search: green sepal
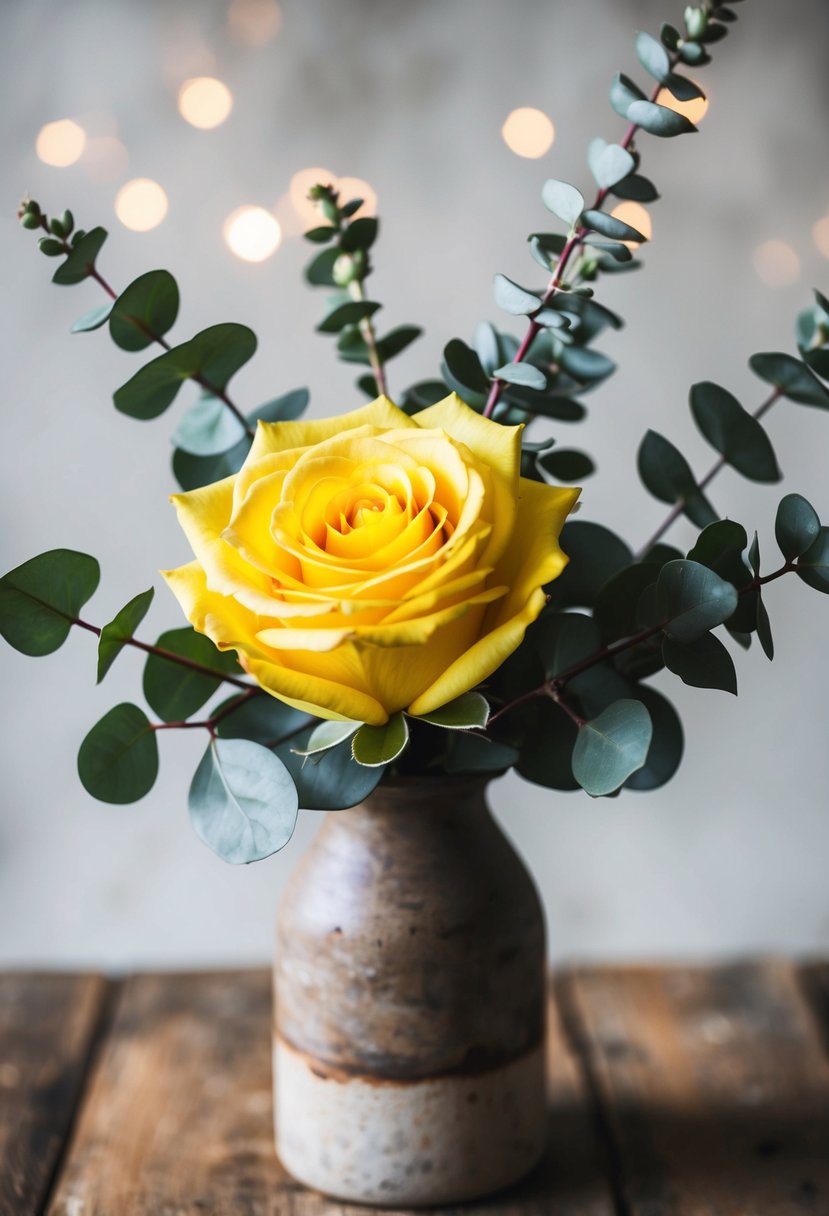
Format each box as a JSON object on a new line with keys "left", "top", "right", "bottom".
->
{"left": 292, "top": 719, "right": 361, "bottom": 756}
{"left": 416, "top": 691, "right": 490, "bottom": 730}
{"left": 352, "top": 712, "right": 409, "bottom": 767}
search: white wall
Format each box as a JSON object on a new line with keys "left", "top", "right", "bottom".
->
{"left": 2, "top": 0, "right": 828, "bottom": 969}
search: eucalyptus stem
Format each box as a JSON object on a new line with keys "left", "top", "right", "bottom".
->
{"left": 482, "top": 57, "right": 684, "bottom": 421}
{"left": 487, "top": 561, "right": 796, "bottom": 726}
{"left": 349, "top": 278, "right": 389, "bottom": 396}
{"left": 36, "top": 216, "right": 254, "bottom": 439}
{"left": 71, "top": 615, "right": 255, "bottom": 691}
{"left": 634, "top": 387, "right": 784, "bottom": 560}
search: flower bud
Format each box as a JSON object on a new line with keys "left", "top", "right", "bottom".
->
{"left": 333, "top": 252, "right": 366, "bottom": 287}
{"left": 20, "top": 211, "right": 42, "bottom": 230}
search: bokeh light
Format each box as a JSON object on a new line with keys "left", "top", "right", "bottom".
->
{"left": 82, "top": 136, "right": 129, "bottom": 184}
{"left": 115, "top": 179, "right": 169, "bottom": 232}
{"left": 812, "top": 215, "right": 829, "bottom": 259}
{"left": 501, "top": 107, "right": 555, "bottom": 159}
{"left": 657, "top": 86, "right": 709, "bottom": 126}
{"left": 227, "top": 0, "right": 282, "bottom": 45}
{"left": 610, "top": 201, "right": 653, "bottom": 248}
{"left": 36, "top": 119, "right": 86, "bottom": 167}
{"left": 752, "top": 240, "right": 801, "bottom": 288}
{"left": 224, "top": 206, "right": 282, "bottom": 261}
{"left": 178, "top": 77, "right": 234, "bottom": 129}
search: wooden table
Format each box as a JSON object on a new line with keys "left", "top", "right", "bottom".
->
{"left": 3, "top": 961, "right": 828, "bottom": 1215}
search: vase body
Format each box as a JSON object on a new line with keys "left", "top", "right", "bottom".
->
{"left": 273, "top": 777, "right": 547, "bottom": 1206}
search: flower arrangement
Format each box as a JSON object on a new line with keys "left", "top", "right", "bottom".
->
{"left": 4, "top": 0, "right": 828, "bottom": 866}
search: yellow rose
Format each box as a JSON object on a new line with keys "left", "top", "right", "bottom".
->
{"left": 163, "top": 394, "right": 578, "bottom": 725}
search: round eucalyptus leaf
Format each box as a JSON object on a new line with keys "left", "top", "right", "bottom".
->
{"left": 493, "top": 274, "right": 542, "bottom": 317}
{"left": 541, "top": 179, "right": 585, "bottom": 227}
{"left": 593, "top": 563, "right": 660, "bottom": 643}
{"left": 775, "top": 493, "right": 820, "bottom": 561}
{"left": 109, "top": 269, "right": 179, "bottom": 352}
{"left": 657, "top": 561, "right": 739, "bottom": 643}
{"left": 249, "top": 387, "right": 309, "bottom": 425}
{"left": 516, "top": 698, "right": 579, "bottom": 791}
{"left": 441, "top": 338, "right": 489, "bottom": 401}
{"left": 474, "top": 321, "right": 503, "bottom": 375}
{"left": 587, "top": 139, "right": 636, "bottom": 190}
{"left": 538, "top": 449, "right": 595, "bottom": 482}
{"left": 609, "top": 73, "right": 647, "bottom": 119}
{"left": 627, "top": 99, "right": 697, "bottom": 137}
{"left": 549, "top": 520, "right": 633, "bottom": 609}
{"left": 0, "top": 549, "right": 100, "bottom": 657}
{"left": 189, "top": 739, "right": 298, "bottom": 864}
{"left": 215, "top": 694, "right": 312, "bottom": 746}
{"left": 493, "top": 361, "right": 546, "bottom": 391}
{"left": 635, "top": 30, "right": 671, "bottom": 82}
{"left": 376, "top": 325, "right": 421, "bottom": 362}
{"left": 582, "top": 209, "right": 648, "bottom": 244}
{"left": 143, "top": 628, "right": 243, "bottom": 722}
{"left": 317, "top": 300, "right": 380, "bottom": 334}
{"left": 305, "top": 247, "right": 340, "bottom": 286}
{"left": 559, "top": 345, "right": 615, "bottom": 384}
{"left": 77, "top": 703, "right": 158, "bottom": 804}
{"left": 173, "top": 436, "right": 251, "bottom": 491}
{"left": 173, "top": 393, "right": 247, "bottom": 456}
{"left": 638, "top": 430, "right": 717, "bottom": 529}
{"left": 611, "top": 174, "right": 660, "bottom": 203}
{"left": 530, "top": 612, "right": 601, "bottom": 680}
{"left": 572, "top": 700, "right": 653, "bottom": 797}
{"left": 339, "top": 216, "right": 378, "bottom": 252}
{"left": 625, "top": 687, "right": 684, "bottom": 791}
{"left": 444, "top": 733, "right": 519, "bottom": 775}
{"left": 689, "top": 380, "right": 781, "bottom": 482}
{"left": 275, "top": 729, "right": 385, "bottom": 809}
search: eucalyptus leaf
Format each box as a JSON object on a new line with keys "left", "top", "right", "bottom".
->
{"left": 627, "top": 99, "right": 697, "bottom": 137}
{"left": 663, "top": 631, "right": 737, "bottom": 694}
{"left": 339, "top": 216, "right": 378, "bottom": 252}
{"left": 635, "top": 30, "right": 671, "bottom": 82}
{"left": 749, "top": 352, "right": 829, "bottom": 408}
{"left": 52, "top": 227, "right": 107, "bottom": 285}
{"left": 77, "top": 703, "right": 158, "bottom": 804}
{"left": 109, "top": 269, "right": 179, "bottom": 352}
{"left": 276, "top": 729, "right": 384, "bottom": 809}
{"left": 352, "top": 712, "right": 409, "bottom": 766}
{"left": 689, "top": 380, "right": 781, "bottom": 482}
{"left": 493, "top": 274, "right": 542, "bottom": 316}
{"left": 609, "top": 73, "right": 647, "bottom": 120}
{"left": 559, "top": 345, "right": 615, "bottom": 383}
{"left": 530, "top": 612, "right": 601, "bottom": 680}
{"left": 376, "top": 325, "right": 422, "bottom": 361}
{"left": 0, "top": 549, "right": 100, "bottom": 657}
{"left": 572, "top": 700, "right": 653, "bottom": 797}
{"left": 97, "top": 587, "right": 155, "bottom": 682}
{"left": 493, "top": 361, "right": 546, "bottom": 390}
{"left": 305, "top": 246, "right": 340, "bottom": 286}
{"left": 638, "top": 430, "right": 717, "bottom": 529}
{"left": 215, "top": 695, "right": 312, "bottom": 746}
{"left": 541, "top": 180, "right": 585, "bottom": 227}
{"left": 516, "top": 698, "right": 579, "bottom": 791}
{"left": 538, "top": 449, "right": 595, "bottom": 482}
{"left": 775, "top": 493, "right": 820, "bottom": 561}
{"left": 249, "top": 387, "right": 310, "bottom": 424}
{"left": 444, "top": 732, "right": 519, "bottom": 775}
{"left": 71, "top": 303, "right": 113, "bottom": 333}
{"left": 143, "top": 627, "right": 243, "bottom": 722}
{"left": 549, "top": 520, "right": 633, "bottom": 609}
{"left": 657, "top": 560, "right": 740, "bottom": 642}
{"left": 474, "top": 321, "right": 502, "bottom": 374}
{"left": 441, "top": 338, "right": 489, "bottom": 403}
{"left": 317, "top": 300, "right": 380, "bottom": 334}
{"left": 189, "top": 739, "right": 298, "bottom": 864}
{"left": 756, "top": 596, "right": 774, "bottom": 660}
{"left": 173, "top": 436, "right": 251, "bottom": 491}
{"left": 611, "top": 174, "right": 660, "bottom": 203}
{"left": 582, "top": 209, "right": 647, "bottom": 244}
{"left": 624, "top": 686, "right": 684, "bottom": 791}
{"left": 587, "top": 139, "right": 636, "bottom": 190}
{"left": 173, "top": 393, "right": 247, "bottom": 456}
{"left": 796, "top": 528, "right": 829, "bottom": 593}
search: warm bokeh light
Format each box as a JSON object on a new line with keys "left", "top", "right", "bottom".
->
{"left": 115, "top": 179, "right": 169, "bottom": 232}
{"left": 753, "top": 240, "right": 801, "bottom": 288}
{"left": 224, "top": 206, "right": 282, "bottom": 262}
{"left": 178, "top": 77, "right": 234, "bottom": 129}
{"left": 82, "top": 136, "right": 129, "bottom": 184}
{"left": 36, "top": 119, "right": 86, "bottom": 167}
{"left": 501, "top": 107, "right": 555, "bottom": 158}
{"left": 812, "top": 215, "right": 829, "bottom": 259}
{"left": 227, "top": 0, "right": 282, "bottom": 45}
{"left": 657, "top": 86, "right": 709, "bottom": 126}
{"left": 610, "top": 201, "right": 653, "bottom": 249}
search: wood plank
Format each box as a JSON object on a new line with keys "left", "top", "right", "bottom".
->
{"left": 797, "top": 961, "right": 829, "bottom": 1060}
{"left": 0, "top": 972, "right": 110, "bottom": 1216}
{"left": 47, "top": 969, "right": 614, "bottom": 1215}
{"left": 559, "top": 961, "right": 829, "bottom": 1215}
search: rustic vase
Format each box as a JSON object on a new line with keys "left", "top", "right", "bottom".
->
{"left": 273, "top": 776, "right": 547, "bottom": 1206}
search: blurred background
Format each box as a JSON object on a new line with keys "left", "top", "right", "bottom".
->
{"left": 2, "top": 0, "right": 829, "bottom": 969}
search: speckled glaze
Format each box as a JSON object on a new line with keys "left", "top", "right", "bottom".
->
{"left": 273, "top": 777, "right": 547, "bottom": 1206}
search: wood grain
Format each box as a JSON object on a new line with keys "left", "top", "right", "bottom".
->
{"left": 44, "top": 969, "right": 613, "bottom": 1215}
{"left": 559, "top": 961, "right": 829, "bottom": 1215}
{"left": 0, "top": 972, "right": 109, "bottom": 1216}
